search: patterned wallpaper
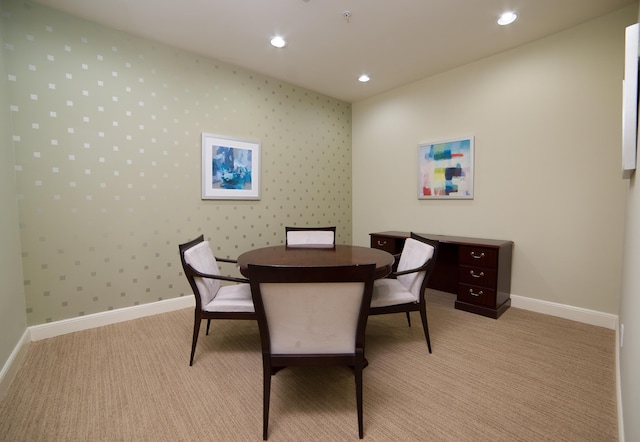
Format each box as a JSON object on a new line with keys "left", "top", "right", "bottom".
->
{"left": 1, "top": 0, "right": 352, "bottom": 325}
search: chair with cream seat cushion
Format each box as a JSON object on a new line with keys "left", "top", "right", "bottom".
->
{"left": 369, "top": 232, "right": 439, "bottom": 353}
{"left": 247, "top": 263, "right": 376, "bottom": 440}
{"left": 179, "top": 235, "right": 256, "bottom": 366}
{"left": 285, "top": 226, "right": 336, "bottom": 246}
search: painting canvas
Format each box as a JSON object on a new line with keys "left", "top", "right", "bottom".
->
{"left": 202, "top": 133, "right": 260, "bottom": 200}
{"left": 622, "top": 23, "right": 639, "bottom": 178}
{"left": 418, "top": 136, "right": 474, "bottom": 199}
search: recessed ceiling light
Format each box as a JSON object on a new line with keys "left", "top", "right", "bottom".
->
{"left": 358, "top": 74, "right": 370, "bottom": 83}
{"left": 497, "top": 11, "right": 517, "bottom": 26}
{"left": 270, "top": 36, "right": 287, "bottom": 48}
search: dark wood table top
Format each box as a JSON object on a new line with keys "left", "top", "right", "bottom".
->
{"left": 237, "top": 244, "right": 395, "bottom": 280}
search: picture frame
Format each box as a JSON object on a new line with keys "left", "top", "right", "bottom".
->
{"left": 201, "top": 133, "right": 261, "bottom": 200}
{"left": 622, "top": 23, "right": 639, "bottom": 179}
{"left": 418, "top": 136, "right": 474, "bottom": 199}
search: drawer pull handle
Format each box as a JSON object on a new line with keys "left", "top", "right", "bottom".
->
{"left": 470, "top": 270, "right": 484, "bottom": 278}
{"left": 377, "top": 240, "right": 387, "bottom": 247}
{"left": 469, "top": 289, "right": 483, "bottom": 297}
{"left": 470, "top": 251, "right": 485, "bottom": 259}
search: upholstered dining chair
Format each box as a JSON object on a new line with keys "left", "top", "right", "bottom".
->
{"left": 246, "top": 263, "right": 376, "bottom": 440}
{"left": 369, "top": 232, "right": 439, "bottom": 353}
{"left": 285, "top": 226, "right": 336, "bottom": 246}
{"left": 179, "top": 235, "right": 256, "bottom": 366}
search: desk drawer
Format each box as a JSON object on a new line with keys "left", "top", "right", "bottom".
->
{"left": 458, "top": 245, "right": 498, "bottom": 268}
{"left": 370, "top": 235, "right": 399, "bottom": 254}
{"left": 458, "top": 283, "right": 496, "bottom": 308}
{"left": 458, "top": 266, "right": 497, "bottom": 288}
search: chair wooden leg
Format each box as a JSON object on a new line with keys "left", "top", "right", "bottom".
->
{"left": 206, "top": 319, "right": 211, "bottom": 335}
{"left": 263, "top": 360, "right": 272, "bottom": 440}
{"left": 190, "top": 313, "right": 201, "bottom": 366}
{"left": 405, "top": 311, "right": 412, "bottom": 327}
{"left": 419, "top": 304, "right": 432, "bottom": 353}
{"left": 355, "top": 355, "right": 364, "bottom": 439}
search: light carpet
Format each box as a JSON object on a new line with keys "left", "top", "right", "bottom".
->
{"left": 0, "top": 290, "right": 617, "bottom": 441}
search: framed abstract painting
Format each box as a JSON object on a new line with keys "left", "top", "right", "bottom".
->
{"left": 201, "top": 133, "right": 261, "bottom": 200}
{"left": 418, "top": 136, "right": 474, "bottom": 199}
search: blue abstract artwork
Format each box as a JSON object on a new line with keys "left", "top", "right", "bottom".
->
{"left": 202, "top": 133, "right": 260, "bottom": 200}
{"left": 418, "top": 137, "right": 474, "bottom": 199}
{"left": 212, "top": 145, "right": 252, "bottom": 190}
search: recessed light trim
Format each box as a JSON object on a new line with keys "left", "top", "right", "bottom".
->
{"left": 270, "top": 36, "right": 287, "bottom": 48}
{"left": 497, "top": 12, "right": 517, "bottom": 26}
{"left": 358, "top": 74, "right": 370, "bottom": 83}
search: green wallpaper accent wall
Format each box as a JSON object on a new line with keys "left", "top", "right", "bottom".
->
{"left": 1, "top": 0, "right": 352, "bottom": 325}
{"left": 0, "top": 5, "right": 27, "bottom": 369}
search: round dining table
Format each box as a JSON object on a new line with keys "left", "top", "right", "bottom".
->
{"left": 237, "top": 244, "right": 395, "bottom": 280}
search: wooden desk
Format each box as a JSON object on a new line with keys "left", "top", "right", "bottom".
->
{"left": 237, "top": 245, "right": 395, "bottom": 280}
{"left": 370, "top": 231, "right": 513, "bottom": 319}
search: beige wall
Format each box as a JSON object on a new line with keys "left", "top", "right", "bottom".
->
{"left": 353, "top": 6, "right": 636, "bottom": 315}
{"left": 0, "top": 0, "right": 352, "bottom": 326}
{"left": 0, "top": 9, "right": 27, "bottom": 379}
{"left": 619, "top": 2, "right": 640, "bottom": 441}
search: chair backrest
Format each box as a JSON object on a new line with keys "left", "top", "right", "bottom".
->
{"left": 179, "top": 235, "right": 221, "bottom": 308}
{"left": 396, "top": 234, "right": 438, "bottom": 299}
{"left": 247, "top": 263, "right": 375, "bottom": 355}
{"left": 285, "top": 226, "right": 336, "bottom": 246}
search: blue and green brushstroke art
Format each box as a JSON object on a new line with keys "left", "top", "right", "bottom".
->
{"left": 212, "top": 145, "right": 252, "bottom": 190}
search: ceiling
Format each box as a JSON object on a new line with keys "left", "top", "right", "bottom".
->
{"left": 33, "top": 0, "right": 636, "bottom": 103}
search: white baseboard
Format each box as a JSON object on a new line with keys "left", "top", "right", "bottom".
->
{"left": 30, "top": 296, "right": 195, "bottom": 341}
{"left": 0, "top": 328, "right": 30, "bottom": 401}
{"left": 510, "top": 294, "right": 618, "bottom": 330}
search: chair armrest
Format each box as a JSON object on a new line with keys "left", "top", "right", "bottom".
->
{"left": 215, "top": 257, "right": 238, "bottom": 264}
{"left": 389, "top": 260, "right": 431, "bottom": 278}
{"left": 185, "top": 264, "right": 250, "bottom": 284}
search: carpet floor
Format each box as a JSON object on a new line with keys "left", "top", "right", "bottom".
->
{"left": 0, "top": 290, "right": 617, "bottom": 441}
